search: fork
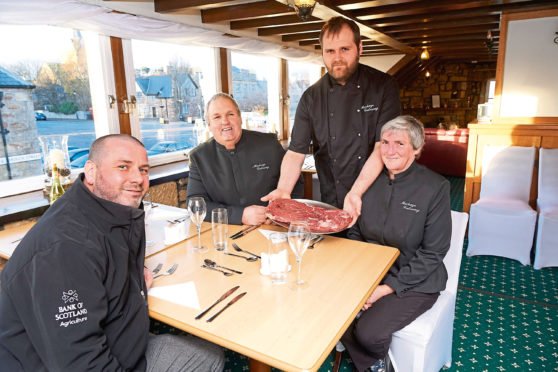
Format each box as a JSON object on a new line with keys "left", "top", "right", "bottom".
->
{"left": 152, "top": 263, "right": 163, "bottom": 274}
{"left": 153, "top": 263, "right": 178, "bottom": 279}
{"left": 308, "top": 236, "right": 323, "bottom": 249}
{"left": 167, "top": 216, "right": 188, "bottom": 224}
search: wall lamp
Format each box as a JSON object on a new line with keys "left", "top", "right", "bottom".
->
{"left": 420, "top": 48, "right": 430, "bottom": 60}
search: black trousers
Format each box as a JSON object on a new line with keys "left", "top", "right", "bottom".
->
{"left": 341, "top": 291, "right": 439, "bottom": 372}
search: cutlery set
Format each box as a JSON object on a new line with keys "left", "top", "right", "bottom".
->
{"left": 229, "top": 224, "right": 261, "bottom": 240}
{"left": 195, "top": 286, "right": 247, "bottom": 322}
{"left": 153, "top": 263, "right": 178, "bottom": 279}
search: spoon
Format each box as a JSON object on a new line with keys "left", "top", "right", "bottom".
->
{"left": 204, "top": 259, "right": 243, "bottom": 274}
{"left": 201, "top": 264, "right": 233, "bottom": 276}
{"left": 224, "top": 252, "right": 258, "bottom": 262}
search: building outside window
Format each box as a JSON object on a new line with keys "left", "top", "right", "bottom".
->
{"left": 0, "top": 24, "right": 96, "bottom": 187}
{"left": 131, "top": 39, "right": 216, "bottom": 155}
{"left": 231, "top": 52, "right": 280, "bottom": 134}
{"left": 287, "top": 61, "right": 322, "bottom": 136}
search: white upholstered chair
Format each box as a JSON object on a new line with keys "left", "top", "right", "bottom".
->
{"left": 387, "top": 210, "right": 469, "bottom": 372}
{"left": 333, "top": 211, "right": 469, "bottom": 372}
{"left": 534, "top": 148, "right": 558, "bottom": 269}
{"left": 466, "top": 145, "right": 537, "bottom": 265}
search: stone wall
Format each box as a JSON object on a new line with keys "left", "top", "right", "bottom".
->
{"left": 400, "top": 62, "right": 496, "bottom": 128}
{"left": 0, "top": 88, "right": 42, "bottom": 181}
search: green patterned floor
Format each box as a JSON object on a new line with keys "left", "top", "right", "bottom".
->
{"left": 152, "top": 176, "right": 558, "bottom": 371}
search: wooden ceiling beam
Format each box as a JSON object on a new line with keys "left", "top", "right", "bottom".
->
{"left": 298, "top": 39, "right": 319, "bottom": 46}
{"left": 380, "top": 15, "right": 501, "bottom": 33}
{"left": 201, "top": 1, "right": 290, "bottom": 23}
{"left": 350, "top": 0, "right": 488, "bottom": 19}
{"left": 338, "top": 0, "right": 421, "bottom": 11}
{"left": 230, "top": 14, "right": 318, "bottom": 29}
{"left": 356, "top": 1, "right": 554, "bottom": 23}
{"left": 403, "top": 31, "right": 499, "bottom": 44}
{"left": 282, "top": 31, "right": 321, "bottom": 42}
{"left": 154, "top": 0, "right": 229, "bottom": 13}
{"left": 258, "top": 22, "right": 325, "bottom": 36}
{"left": 394, "top": 25, "right": 499, "bottom": 40}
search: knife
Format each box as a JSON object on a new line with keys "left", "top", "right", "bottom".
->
{"left": 230, "top": 225, "right": 252, "bottom": 239}
{"left": 206, "top": 292, "right": 247, "bottom": 322}
{"left": 195, "top": 286, "right": 239, "bottom": 320}
{"left": 231, "top": 224, "right": 261, "bottom": 240}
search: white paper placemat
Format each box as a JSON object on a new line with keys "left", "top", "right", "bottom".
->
{"left": 148, "top": 281, "right": 200, "bottom": 310}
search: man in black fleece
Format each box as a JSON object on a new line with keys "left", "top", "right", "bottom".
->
{"left": 0, "top": 134, "right": 224, "bottom": 371}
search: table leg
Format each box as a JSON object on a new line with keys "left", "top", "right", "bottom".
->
{"left": 249, "top": 358, "right": 271, "bottom": 372}
{"left": 303, "top": 172, "right": 313, "bottom": 200}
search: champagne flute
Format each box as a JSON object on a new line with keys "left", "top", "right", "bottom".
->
{"left": 188, "top": 197, "right": 207, "bottom": 253}
{"left": 288, "top": 222, "right": 311, "bottom": 290}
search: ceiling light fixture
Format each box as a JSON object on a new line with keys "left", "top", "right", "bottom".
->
{"left": 425, "top": 70, "right": 431, "bottom": 79}
{"left": 420, "top": 48, "right": 430, "bottom": 60}
{"left": 288, "top": 0, "right": 317, "bottom": 22}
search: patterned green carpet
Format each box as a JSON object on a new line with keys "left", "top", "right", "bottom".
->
{"left": 151, "top": 176, "right": 558, "bottom": 371}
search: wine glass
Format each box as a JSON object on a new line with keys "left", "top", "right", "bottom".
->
{"left": 143, "top": 193, "right": 155, "bottom": 247}
{"left": 188, "top": 197, "right": 207, "bottom": 253}
{"left": 288, "top": 222, "right": 311, "bottom": 290}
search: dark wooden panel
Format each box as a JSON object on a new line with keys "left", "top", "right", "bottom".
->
{"left": 230, "top": 15, "right": 318, "bottom": 30}
{"left": 109, "top": 36, "right": 131, "bottom": 135}
{"left": 258, "top": 22, "right": 324, "bottom": 36}
{"left": 201, "top": 1, "right": 290, "bottom": 23}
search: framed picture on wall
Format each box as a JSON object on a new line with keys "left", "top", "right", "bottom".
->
{"left": 432, "top": 95, "right": 441, "bottom": 108}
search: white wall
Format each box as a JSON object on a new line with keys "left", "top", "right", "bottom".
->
{"left": 360, "top": 54, "right": 405, "bottom": 73}
{"left": 500, "top": 16, "right": 558, "bottom": 117}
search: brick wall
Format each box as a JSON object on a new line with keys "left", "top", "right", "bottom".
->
{"left": 0, "top": 88, "right": 42, "bottom": 180}
{"left": 400, "top": 62, "right": 495, "bottom": 128}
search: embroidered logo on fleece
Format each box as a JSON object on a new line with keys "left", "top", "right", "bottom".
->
{"left": 253, "top": 163, "right": 270, "bottom": 171}
{"left": 55, "top": 290, "right": 88, "bottom": 327}
{"left": 361, "top": 104, "right": 379, "bottom": 112}
{"left": 401, "top": 201, "right": 420, "bottom": 213}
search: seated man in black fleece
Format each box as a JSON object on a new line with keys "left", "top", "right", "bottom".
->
{"left": 187, "top": 93, "right": 303, "bottom": 225}
{"left": 0, "top": 134, "right": 224, "bottom": 371}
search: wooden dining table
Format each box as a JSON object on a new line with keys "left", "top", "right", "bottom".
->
{"left": 145, "top": 222, "right": 399, "bottom": 372}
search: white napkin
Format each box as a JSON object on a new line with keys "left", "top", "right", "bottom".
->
{"left": 258, "top": 229, "right": 287, "bottom": 240}
{"left": 148, "top": 281, "right": 200, "bottom": 310}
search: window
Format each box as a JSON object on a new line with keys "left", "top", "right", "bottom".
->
{"left": 287, "top": 61, "right": 321, "bottom": 135}
{"left": 231, "top": 52, "right": 280, "bottom": 134}
{"left": 0, "top": 24, "right": 96, "bottom": 194}
{"left": 130, "top": 39, "right": 216, "bottom": 156}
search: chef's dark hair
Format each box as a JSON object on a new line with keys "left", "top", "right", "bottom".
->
{"left": 205, "top": 93, "right": 241, "bottom": 124}
{"left": 320, "top": 17, "right": 361, "bottom": 48}
{"left": 381, "top": 115, "right": 425, "bottom": 151}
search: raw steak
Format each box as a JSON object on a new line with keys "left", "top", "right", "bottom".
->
{"left": 265, "top": 199, "right": 352, "bottom": 233}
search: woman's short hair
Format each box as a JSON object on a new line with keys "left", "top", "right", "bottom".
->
{"left": 380, "top": 115, "right": 425, "bottom": 151}
{"left": 204, "top": 93, "right": 241, "bottom": 123}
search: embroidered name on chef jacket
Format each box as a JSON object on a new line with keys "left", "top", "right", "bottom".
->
{"left": 401, "top": 201, "right": 420, "bottom": 213}
{"left": 55, "top": 289, "right": 88, "bottom": 328}
{"left": 252, "top": 163, "right": 270, "bottom": 171}
{"left": 361, "top": 104, "right": 379, "bottom": 112}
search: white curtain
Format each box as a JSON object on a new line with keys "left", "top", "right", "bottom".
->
{"left": 0, "top": 0, "right": 323, "bottom": 64}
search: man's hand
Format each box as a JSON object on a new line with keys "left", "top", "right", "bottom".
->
{"left": 261, "top": 189, "right": 291, "bottom": 202}
{"left": 242, "top": 205, "right": 268, "bottom": 225}
{"left": 343, "top": 191, "right": 362, "bottom": 226}
{"left": 144, "top": 268, "right": 153, "bottom": 290}
{"left": 361, "top": 284, "right": 394, "bottom": 311}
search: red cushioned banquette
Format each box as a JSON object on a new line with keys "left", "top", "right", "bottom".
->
{"left": 416, "top": 128, "right": 469, "bottom": 177}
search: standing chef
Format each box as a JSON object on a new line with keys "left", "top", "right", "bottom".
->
{"left": 262, "top": 16, "right": 400, "bottom": 220}
{"left": 187, "top": 93, "right": 303, "bottom": 225}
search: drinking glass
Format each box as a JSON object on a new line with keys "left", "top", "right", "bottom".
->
{"left": 211, "top": 208, "right": 228, "bottom": 252}
{"left": 188, "top": 197, "right": 207, "bottom": 253}
{"left": 288, "top": 222, "right": 311, "bottom": 289}
{"left": 268, "top": 232, "right": 289, "bottom": 284}
{"left": 143, "top": 193, "right": 155, "bottom": 247}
